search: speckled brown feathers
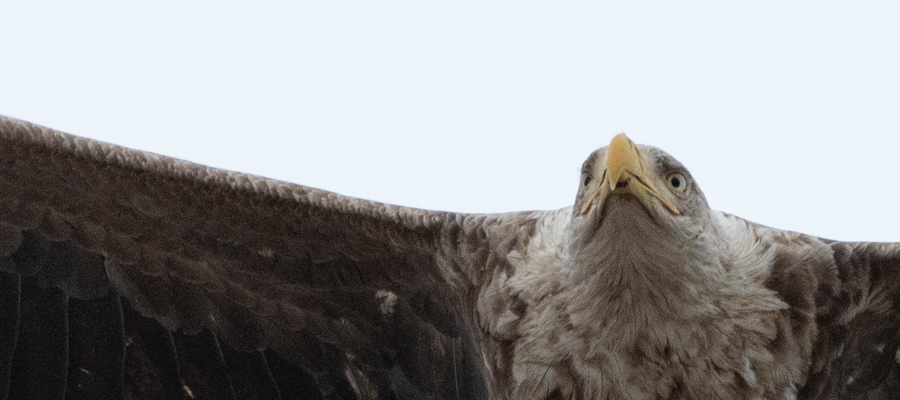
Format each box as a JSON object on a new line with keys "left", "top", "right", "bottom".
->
{"left": 1, "top": 115, "right": 900, "bottom": 399}
{"left": 0, "top": 115, "right": 522, "bottom": 399}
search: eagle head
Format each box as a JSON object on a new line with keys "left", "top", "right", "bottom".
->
{"left": 565, "top": 134, "right": 751, "bottom": 315}
{"left": 572, "top": 134, "right": 711, "bottom": 235}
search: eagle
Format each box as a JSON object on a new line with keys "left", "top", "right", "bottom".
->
{"left": 0, "top": 114, "right": 898, "bottom": 400}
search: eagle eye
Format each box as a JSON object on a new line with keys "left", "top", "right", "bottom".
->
{"left": 668, "top": 173, "right": 687, "bottom": 192}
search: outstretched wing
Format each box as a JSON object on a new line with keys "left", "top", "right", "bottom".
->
{"left": 741, "top": 217, "right": 900, "bottom": 399}
{"left": 799, "top": 242, "right": 900, "bottom": 399}
{"left": 0, "top": 115, "right": 525, "bottom": 400}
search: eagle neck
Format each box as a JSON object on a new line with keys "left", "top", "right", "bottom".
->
{"left": 567, "top": 208, "right": 729, "bottom": 332}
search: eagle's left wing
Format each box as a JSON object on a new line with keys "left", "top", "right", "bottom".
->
{"left": 797, "top": 241, "right": 900, "bottom": 399}
{"left": 742, "top": 216, "right": 900, "bottom": 399}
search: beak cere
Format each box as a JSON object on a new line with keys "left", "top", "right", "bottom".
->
{"left": 580, "top": 134, "right": 680, "bottom": 217}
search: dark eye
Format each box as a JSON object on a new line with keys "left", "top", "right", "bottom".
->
{"left": 668, "top": 173, "right": 687, "bottom": 192}
{"left": 583, "top": 176, "right": 592, "bottom": 186}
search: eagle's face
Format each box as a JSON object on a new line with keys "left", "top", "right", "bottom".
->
{"left": 571, "top": 134, "right": 711, "bottom": 239}
{"left": 567, "top": 134, "right": 724, "bottom": 287}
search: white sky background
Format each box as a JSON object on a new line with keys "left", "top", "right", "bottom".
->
{"left": 1, "top": 2, "right": 899, "bottom": 242}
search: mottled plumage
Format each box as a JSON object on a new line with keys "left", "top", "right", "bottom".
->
{"left": 0, "top": 115, "right": 898, "bottom": 399}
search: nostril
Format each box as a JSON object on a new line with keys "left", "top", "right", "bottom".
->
{"left": 615, "top": 179, "right": 629, "bottom": 189}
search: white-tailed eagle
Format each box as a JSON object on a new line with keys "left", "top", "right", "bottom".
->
{"left": 0, "top": 115, "right": 898, "bottom": 400}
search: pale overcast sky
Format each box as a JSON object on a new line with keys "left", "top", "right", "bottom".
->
{"left": 1, "top": 2, "right": 898, "bottom": 241}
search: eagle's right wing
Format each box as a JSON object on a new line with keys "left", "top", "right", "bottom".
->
{"left": 0, "top": 115, "right": 541, "bottom": 400}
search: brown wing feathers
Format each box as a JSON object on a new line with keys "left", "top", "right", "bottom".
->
{"left": 799, "top": 242, "right": 900, "bottom": 399}
{"left": 753, "top": 222, "right": 900, "bottom": 399}
{"left": 0, "top": 115, "right": 486, "bottom": 399}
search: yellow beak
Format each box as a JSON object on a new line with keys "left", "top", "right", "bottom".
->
{"left": 580, "top": 134, "right": 679, "bottom": 216}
